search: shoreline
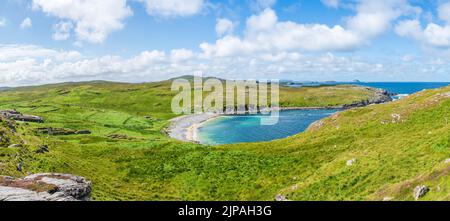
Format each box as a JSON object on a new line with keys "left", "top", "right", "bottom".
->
{"left": 167, "top": 107, "right": 343, "bottom": 144}
{"left": 167, "top": 87, "right": 393, "bottom": 144}
{"left": 167, "top": 113, "right": 221, "bottom": 144}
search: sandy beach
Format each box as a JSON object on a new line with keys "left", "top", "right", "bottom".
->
{"left": 167, "top": 113, "right": 220, "bottom": 143}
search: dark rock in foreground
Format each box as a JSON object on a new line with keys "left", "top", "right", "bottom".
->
{"left": 0, "top": 173, "right": 91, "bottom": 201}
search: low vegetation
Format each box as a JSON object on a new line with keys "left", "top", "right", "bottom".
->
{"left": 0, "top": 78, "right": 448, "bottom": 201}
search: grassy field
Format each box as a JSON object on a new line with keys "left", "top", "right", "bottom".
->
{"left": 0, "top": 78, "right": 448, "bottom": 201}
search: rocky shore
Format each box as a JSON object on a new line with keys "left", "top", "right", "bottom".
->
{"left": 340, "top": 88, "right": 393, "bottom": 109}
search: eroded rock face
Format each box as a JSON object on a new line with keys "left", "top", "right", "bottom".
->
{"left": 0, "top": 173, "right": 91, "bottom": 201}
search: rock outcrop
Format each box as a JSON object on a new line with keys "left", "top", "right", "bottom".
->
{"left": 346, "top": 158, "right": 357, "bottom": 166}
{"left": 413, "top": 185, "right": 429, "bottom": 200}
{"left": 107, "top": 134, "right": 133, "bottom": 140}
{"left": 0, "top": 110, "right": 44, "bottom": 123}
{"left": 341, "top": 89, "right": 393, "bottom": 109}
{"left": 36, "top": 127, "right": 91, "bottom": 136}
{"left": 275, "top": 194, "right": 289, "bottom": 201}
{"left": 7, "top": 144, "right": 22, "bottom": 148}
{"left": 0, "top": 173, "right": 91, "bottom": 201}
{"left": 35, "top": 145, "right": 49, "bottom": 154}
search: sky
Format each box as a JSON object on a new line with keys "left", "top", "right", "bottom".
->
{"left": 1, "top": 0, "right": 450, "bottom": 86}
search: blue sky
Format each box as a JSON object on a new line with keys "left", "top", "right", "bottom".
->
{"left": 0, "top": 0, "right": 352, "bottom": 54}
{"left": 0, "top": 0, "right": 450, "bottom": 86}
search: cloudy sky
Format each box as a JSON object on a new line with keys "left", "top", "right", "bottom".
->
{"left": 0, "top": 0, "right": 450, "bottom": 86}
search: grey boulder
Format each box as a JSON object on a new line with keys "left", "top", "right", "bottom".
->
{"left": 0, "top": 173, "right": 91, "bottom": 201}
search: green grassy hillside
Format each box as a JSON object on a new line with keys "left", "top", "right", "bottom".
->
{"left": 234, "top": 87, "right": 449, "bottom": 201}
{"left": 0, "top": 79, "right": 448, "bottom": 201}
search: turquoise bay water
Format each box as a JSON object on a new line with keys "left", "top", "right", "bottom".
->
{"left": 198, "top": 82, "right": 449, "bottom": 145}
{"left": 198, "top": 109, "right": 338, "bottom": 145}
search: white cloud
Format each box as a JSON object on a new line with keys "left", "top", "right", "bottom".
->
{"left": 32, "top": 0, "right": 206, "bottom": 43}
{"left": 52, "top": 21, "right": 73, "bottom": 41}
{"left": 347, "top": 0, "right": 419, "bottom": 38}
{"left": 215, "top": 18, "right": 235, "bottom": 36}
{"left": 32, "top": 0, "right": 132, "bottom": 44}
{"left": 395, "top": 2, "right": 450, "bottom": 48}
{"left": 170, "top": 49, "right": 194, "bottom": 62}
{"left": 201, "top": 1, "right": 417, "bottom": 57}
{"left": 2, "top": 1, "right": 446, "bottom": 85}
{"left": 20, "top": 17, "right": 32, "bottom": 29}
{"left": 423, "top": 24, "right": 450, "bottom": 47}
{"left": 0, "top": 44, "right": 81, "bottom": 62}
{"left": 395, "top": 19, "right": 423, "bottom": 39}
{"left": 321, "top": 0, "right": 339, "bottom": 8}
{"left": 142, "top": 0, "right": 205, "bottom": 17}
{"left": 0, "top": 44, "right": 83, "bottom": 85}
{"left": 438, "top": 1, "right": 450, "bottom": 24}
{"left": 250, "top": 0, "right": 277, "bottom": 11}
{"left": 246, "top": 8, "right": 278, "bottom": 32}
{"left": 200, "top": 8, "right": 362, "bottom": 56}
{"left": 1, "top": 44, "right": 412, "bottom": 86}
{"left": 0, "top": 17, "right": 6, "bottom": 27}
{"left": 131, "top": 50, "right": 167, "bottom": 66}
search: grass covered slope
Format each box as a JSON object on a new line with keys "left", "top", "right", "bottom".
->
{"left": 231, "top": 86, "right": 449, "bottom": 201}
{"left": 0, "top": 79, "right": 447, "bottom": 201}
{"left": 279, "top": 84, "right": 377, "bottom": 107}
